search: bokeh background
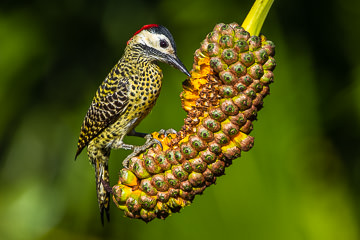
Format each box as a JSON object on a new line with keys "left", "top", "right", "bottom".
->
{"left": 1, "top": 0, "right": 359, "bottom": 239}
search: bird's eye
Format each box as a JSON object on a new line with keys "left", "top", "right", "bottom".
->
{"left": 160, "top": 39, "right": 169, "bottom": 48}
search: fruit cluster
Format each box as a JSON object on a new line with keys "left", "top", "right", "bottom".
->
{"left": 112, "top": 22, "right": 276, "bottom": 222}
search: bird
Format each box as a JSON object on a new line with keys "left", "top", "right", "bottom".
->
{"left": 75, "top": 24, "right": 191, "bottom": 224}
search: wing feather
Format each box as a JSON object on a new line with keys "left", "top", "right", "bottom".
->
{"left": 75, "top": 77, "right": 129, "bottom": 158}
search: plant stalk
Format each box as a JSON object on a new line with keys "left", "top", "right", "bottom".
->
{"left": 241, "top": 0, "right": 274, "bottom": 36}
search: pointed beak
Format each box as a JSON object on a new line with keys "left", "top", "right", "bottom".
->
{"left": 167, "top": 54, "right": 191, "bottom": 77}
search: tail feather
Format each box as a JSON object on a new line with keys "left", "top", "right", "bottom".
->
{"left": 88, "top": 145, "right": 111, "bottom": 224}
{"left": 96, "top": 160, "right": 110, "bottom": 225}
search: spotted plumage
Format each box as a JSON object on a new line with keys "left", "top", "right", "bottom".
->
{"left": 75, "top": 24, "right": 190, "bottom": 224}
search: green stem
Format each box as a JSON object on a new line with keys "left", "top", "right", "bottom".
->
{"left": 241, "top": 0, "right": 274, "bottom": 36}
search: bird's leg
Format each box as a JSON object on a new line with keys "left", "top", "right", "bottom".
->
{"left": 121, "top": 129, "right": 163, "bottom": 168}
{"left": 127, "top": 129, "right": 163, "bottom": 150}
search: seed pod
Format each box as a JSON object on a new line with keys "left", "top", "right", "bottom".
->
{"left": 234, "top": 82, "right": 247, "bottom": 92}
{"left": 139, "top": 192, "right": 157, "bottom": 210}
{"left": 243, "top": 106, "right": 257, "bottom": 120}
{"left": 251, "top": 81, "right": 263, "bottom": 93}
{"left": 197, "top": 125, "right": 214, "bottom": 142}
{"left": 157, "top": 191, "right": 170, "bottom": 203}
{"left": 219, "top": 35, "right": 234, "bottom": 48}
{"left": 126, "top": 193, "right": 142, "bottom": 213}
{"left": 219, "top": 24, "right": 234, "bottom": 35}
{"left": 165, "top": 149, "right": 180, "bottom": 165}
{"left": 179, "top": 190, "right": 195, "bottom": 201}
{"left": 189, "top": 172, "right": 206, "bottom": 187}
{"left": 219, "top": 70, "right": 237, "bottom": 85}
{"left": 156, "top": 206, "right": 171, "bottom": 221}
{"left": 233, "top": 40, "right": 249, "bottom": 53}
{"left": 208, "top": 160, "right": 226, "bottom": 176}
{"left": 240, "top": 120, "right": 253, "bottom": 134}
{"left": 221, "top": 48, "right": 237, "bottom": 65}
{"left": 222, "top": 120, "right": 240, "bottom": 137}
{"left": 209, "top": 108, "right": 228, "bottom": 122}
{"left": 203, "top": 116, "right": 221, "bottom": 132}
{"left": 182, "top": 160, "right": 193, "bottom": 173}
{"left": 229, "top": 112, "right": 247, "bottom": 126}
{"left": 207, "top": 43, "right": 221, "bottom": 57}
{"left": 155, "top": 154, "right": 171, "bottom": 171}
{"left": 144, "top": 155, "right": 162, "bottom": 174}
{"left": 248, "top": 64, "right": 264, "bottom": 80}
{"left": 140, "top": 178, "right": 158, "bottom": 196}
{"left": 174, "top": 149, "right": 185, "bottom": 163}
{"left": 239, "top": 135, "right": 255, "bottom": 151}
{"left": 240, "top": 52, "right": 255, "bottom": 67}
{"left": 180, "top": 180, "right": 193, "bottom": 192}
{"left": 253, "top": 48, "right": 269, "bottom": 64}
{"left": 232, "top": 93, "right": 252, "bottom": 111}
{"left": 260, "top": 70, "right": 274, "bottom": 84}
{"left": 234, "top": 28, "right": 250, "bottom": 41}
{"left": 214, "top": 131, "right": 230, "bottom": 146}
{"left": 192, "top": 186, "right": 207, "bottom": 195}
{"left": 263, "top": 56, "right": 276, "bottom": 70}
{"left": 245, "top": 90, "right": 259, "bottom": 103}
{"left": 208, "top": 141, "right": 222, "bottom": 154}
{"left": 189, "top": 135, "right": 207, "bottom": 151}
{"left": 213, "top": 23, "right": 225, "bottom": 32}
{"left": 180, "top": 142, "right": 198, "bottom": 159}
{"left": 248, "top": 36, "right": 261, "bottom": 51}
{"left": 119, "top": 169, "right": 138, "bottom": 186}
{"left": 167, "top": 198, "right": 181, "bottom": 211}
{"left": 200, "top": 40, "right": 210, "bottom": 54}
{"left": 131, "top": 159, "right": 151, "bottom": 179}
{"left": 112, "top": 185, "right": 132, "bottom": 204}
{"left": 140, "top": 209, "right": 156, "bottom": 222}
{"left": 244, "top": 87, "right": 257, "bottom": 99}
{"left": 200, "top": 148, "right": 217, "bottom": 164}
{"left": 202, "top": 168, "right": 216, "bottom": 183}
{"left": 190, "top": 157, "right": 207, "bottom": 173}
{"left": 260, "top": 85, "right": 270, "bottom": 96}
{"left": 207, "top": 31, "right": 221, "bottom": 43}
{"left": 252, "top": 94, "right": 263, "bottom": 108}
{"left": 210, "top": 57, "right": 227, "bottom": 73}
{"left": 229, "top": 62, "right": 247, "bottom": 77}
{"left": 124, "top": 209, "right": 136, "bottom": 219}
{"left": 151, "top": 174, "right": 169, "bottom": 192}
{"left": 165, "top": 171, "right": 180, "bottom": 188}
{"left": 262, "top": 40, "right": 275, "bottom": 56}
{"left": 222, "top": 144, "right": 241, "bottom": 159}
{"left": 220, "top": 99, "right": 239, "bottom": 116}
{"left": 172, "top": 165, "right": 189, "bottom": 181}
{"left": 229, "top": 22, "right": 240, "bottom": 28}
{"left": 239, "top": 75, "right": 253, "bottom": 86}
{"left": 168, "top": 188, "right": 180, "bottom": 198}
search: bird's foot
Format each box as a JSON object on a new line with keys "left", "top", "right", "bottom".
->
{"left": 122, "top": 134, "right": 163, "bottom": 168}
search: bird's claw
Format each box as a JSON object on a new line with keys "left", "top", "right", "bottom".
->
{"left": 157, "top": 128, "right": 177, "bottom": 138}
{"left": 122, "top": 134, "right": 163, "bottom": 168}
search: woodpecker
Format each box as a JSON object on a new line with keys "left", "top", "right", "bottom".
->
{"left": 75, "top": 24, "right": 190, "bottom": 224}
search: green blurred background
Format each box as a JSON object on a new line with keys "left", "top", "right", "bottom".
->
{"left": 1, "top": 0, "right": 359, "bottom": 239}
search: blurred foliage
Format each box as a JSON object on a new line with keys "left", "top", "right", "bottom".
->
{"left": 0, "top": 0, "right": 359, "bottom": 239}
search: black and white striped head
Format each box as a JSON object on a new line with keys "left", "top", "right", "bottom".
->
{"left": 127, "top": 24, "right": 190, "bottom": 77}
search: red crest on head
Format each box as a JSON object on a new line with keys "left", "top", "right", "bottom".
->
{"left": 127, "top": 24, "right": 159, "bottom": 45}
